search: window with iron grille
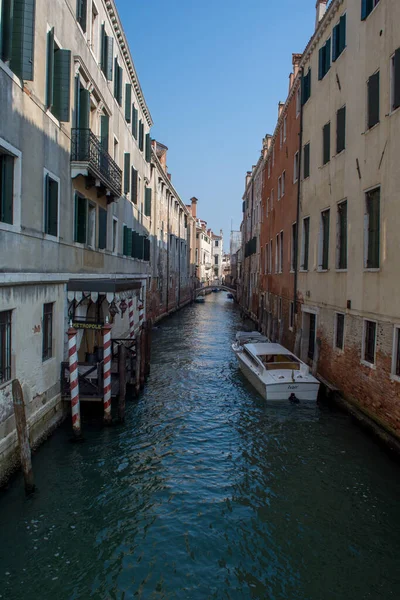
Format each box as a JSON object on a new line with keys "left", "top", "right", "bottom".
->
{"left": 335, "top": 313, "right": 345, "bottom": 350}
{"left": 319, "top": 209, "right": 330, "bottom": 270}
{"left": 0, "top": 310, "right": 12, "bottom": 384}
{"left": 42, "top": 303, "right": 53, "bottom": 362}
{"left": 363, "top": 320, "right": 376, "bottom": 364}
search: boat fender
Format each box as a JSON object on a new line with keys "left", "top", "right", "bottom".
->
{"left": 289, "top": 393, "right": 300, "bottom": 404}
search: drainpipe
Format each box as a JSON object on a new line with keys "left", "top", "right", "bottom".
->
{"left": 294, "top": 70, "right": 304, "bottom": 326}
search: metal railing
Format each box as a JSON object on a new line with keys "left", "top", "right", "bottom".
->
{"left": 71, "top": 129, "right": 122, "bottom": 198}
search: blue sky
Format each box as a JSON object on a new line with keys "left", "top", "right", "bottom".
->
{"left": 117, "top": 0, "right": 315, "bottom": 250}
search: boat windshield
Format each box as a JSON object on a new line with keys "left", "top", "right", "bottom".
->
{"left": 259, "top": 354, "right": 301, "bottom": 370}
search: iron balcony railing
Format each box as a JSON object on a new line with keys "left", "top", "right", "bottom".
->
{"left": 71, "top": 129, "right": 122, "bottom": 199}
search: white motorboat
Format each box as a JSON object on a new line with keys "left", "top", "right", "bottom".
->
{"left": 232, "top": 341, "right": 320, "bottom": 403}
{"left": 234, "top": 331, "right": 269, "bottom": 347}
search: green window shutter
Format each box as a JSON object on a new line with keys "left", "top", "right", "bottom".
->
{"left": 144, "top": 238, "right": 150, "bottom": 262}
{"left": 118, "top": 66, "right": 123, "bottom": 105}
{"left": 336, "top": 106, "right": 346, "bottom": 154}
{"left": 123, "top": 225, "right": 128, "bottom": 255}
{"left": 322, "top": 210, "right": 330, "bottom": 269}
{"left": 339, "top": 14, "right": 346, "bottom": 54}
{"left": 114, "top": 58, "right": 118, "bottom": 98}
{"left": 394, "top": 49, "right": 400, "bottom": 110}
{"left": 338, "top": 201, "right": 347, "bottom": 269}
{"left": 100, "top": 113, "right": 109, "bottom": 151}
{"left": 76, "top": 0, "right": 87, "bottom": 33}
{"left": 45, "top": 175, "right": 58, "bottom": 236}
{"left": 0, "top": 154, "right": 14, "bottom": 225}
{"left": 132, "top": 105, "right": 138, "bottom": 138}
{"left": 303, "top": 143, "right": 310, "bottom": 178}
{"left": 46, "top": 27, "right": 54, "bottom": 109}
{"left": 106, "top": 36, "right": 113, "bottom": 81}
{"left": 100, "top": 24, "right": 106, "bottom": 75}
{"left": 131, "top": 230, "right": 135, "bottom": 257}
{"left": 131, "top": 166, "right": 138, "bottom": 204}
{"left": 138, "top": 235, "right": 144, "bottom": 260}
{"left": 145, "top": 133, "right": 151, "bottom": 163}
{"left": 127, "top": 228, "right": 133, "bottom": 256}
{"left": 332, "top": 24, "right": 338, "bottom": 61}
{"left": 138, "top": 119, "right": 143, "bottom": 150}
{"left": 145, "top": 187, "right": 152, "bottom": 217}
{"left": 367, "top": 190, "right": 380, "bottom": 268}
{"left": 124, "top": 153, "right": 130, "bottom": 195}
{"left": 125, "top": 83, "right": 132, "bottom": 122}
{"left": 323, "top": 122, "right": 330, "bottom": 164}
{"left": 10, "top": 0, "right": 36, "bottom": 81}
{"left": 325, "top": 38, "right": 331, "bottom": 73}
{"left": 318, "top": 48, "right": 324, "bottom": 80}
{"left": 53, "top": 49, "right": 71, "bottom": 122}
{"left": 98, "top": 207, "right": 107, "bottom": 249}
{"left": 78, "top": 86, "right": 90, "bottom": 129}
{"left": 361, "top": 0, "right": 369, "bottom": 20}
{"left": 74, "top": 195, "right": 87, "bottom": 243}
{"left": 0, "top": 0, "right": 14, "bottom": 63}
{"left": 303, "top": 218, "right": 309, "bottom": 270}
{"left": 368, "top": 71, "right": 380, "bottom": 129}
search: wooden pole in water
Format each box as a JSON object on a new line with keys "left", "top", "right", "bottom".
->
{"left": 118, "top": 343, "right": 126, "bottom": 422}
{"left": 12, "top": 379, "right": 35, "bottom": 495}
{"left": 140, "top": 323, "right": 146, "bottom": 388}
{"left": 145, "top": 321, "right": 152, "bottom": 379}
{"left": 312, "top": 337, "right": 321, "bottom": 377}
{"left": 135, "top": 330, "right": 141, "bottom": 396}
{"left": 102, "top": 319, "right": 113, "bottom": 425}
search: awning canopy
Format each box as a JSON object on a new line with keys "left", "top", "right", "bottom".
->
{"left": 67, "top": 279, "right": 142, "bottom": 294}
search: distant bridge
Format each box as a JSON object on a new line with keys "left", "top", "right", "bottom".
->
{"left": 194, "top": 285, "right": 236, "bottom": 297}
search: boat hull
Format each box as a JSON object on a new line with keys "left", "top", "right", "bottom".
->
{"left": 236, "top": 352, "right": 319, "bottom": 402}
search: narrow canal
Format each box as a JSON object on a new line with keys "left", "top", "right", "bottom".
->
{"left": 1, "top": 294, "right": 400, "bottom": 599}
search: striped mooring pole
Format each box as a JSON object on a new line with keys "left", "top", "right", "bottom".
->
{"left": 102, "top": 318, "right": 112, "bottom": 425}
{"left": 138, "top": 301, "right": 144, "bottom": 327}
{"left": 128, "top": 296, "right": 135, "bottom": 339}
{"left": 68, "top": 324, "right": 82, "bottom": 438}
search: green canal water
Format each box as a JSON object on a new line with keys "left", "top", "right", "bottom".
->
{"left": 1, "top": 294, "right": 400, "bottom": 599}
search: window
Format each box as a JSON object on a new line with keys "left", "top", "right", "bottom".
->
{"left": 332, "top": 14, "right": 346, "bottom": 61}
{"left": 275, "top": 235, "right": 279, "bottom": 273}
{"left": 293, "top": 152, "right": 299, "bottom": 183}
{"left": 365, "top": 187, "right": 380, "bottom": 268}
{"left": 139, "top": 121, "right": 144, "bottom": 152}
{"left": 76, "top": 0, "right": 87, "bottom": 32}
{"left": 144, "top": 187, "right": 152, "bottom": 217}
{"left": 145, "top": 133, "right": 152, "bottom": 163}
{"left": 44, "top": 172, "right": 59, "bottom": 237}
{"left": 125, "top": 83, "right": 132, "bottom": 122}
{"left": 302, "top": 68, "right": 311, "bottom": 105}
{"left": 0, "top": 151, "right": 14, "bottom": 224}
{"left": 392, "top": 327, "right": 400, "bottom": 378}
{"left": 390, "top": 49, "right": 400, "bottom": 112}
{"left": 46, "top": 29, "right": 72, "bottom": 122}
{"left": 90, "top": 3, "right": 99, "bottom": 55}
{"left": 114, "top": 57, "right": 123, "bottom": 105}
{"left": 319, "top": 209, "right": 330, "bottom": 270}
{"left": 112, "top": 217, "right": 118, "bottom": 253}
{"left": 0, "top": 0, "right": 35, "bottom": 80}
{"left": 214, "top": 255, "right": 218, "bottom": 265}
{"left": 280, "top": 231, "right": 283, "bottom": 273}
{"left": 268, "top": 160, "right": 271, "bottom": 178}
{"left": 283, "top": 116, "right": 287, "bottom": 141}
{"left": 124, "top": 153, "right": 130, "bottom": 195}
{"left": 301, "top": 217, "right": 310, "bottom": 271}
{"left": 278, "top": 177, "right": 281, "bottom": 200}
{"left": 0, "top": 310, "right": 11, "bottom": 384}
{"left": 281, "top": 171, "right": 285, "bottom": 197}
{"left": 289, "top": 302, "right": 294, "bottom": 330}
{"left": 98, "top": 207, "right": 107, "bottom": 250}
{"left": 88, "top": 202, "right": 96, "bottom": 248}
{"left": 303, "top": 143, "right": 310, "bottom": 179}
{"left": 296, "top": 86, "right": 301, "bottom": 117}
{"left": 131, "top": 167, "right": 138, "bottom": 204}
{"left": 269, "top": 240, "right": 273, "bottom": 274}
{"left": 215, "top": 240, "right": 219, "bottom": 247}
{"left": 291, "top": 222, "right": 297, "bottom": 271}
{"left": 361, "top": 0, "right": 380, "bottom": 20}
{"left": 367, "top": 71, "right": 380, "bottom": 129}
{"left": 132, "top": 103, "right": 138, "bottom": 139}
{"left": 100, "top": 24, "right": 113, "bottom": 80}
{"left": 336, "top": 106, "right": 346, "bottom": 154}
{"left": 318, "top": 38, "right": 331, "bottom": 80}
{"left": 323, "top": 122, "right": 330, "bottom": 165}
{"left": 42, "top": 303, "right": 53, "bottom": 361}
{"left": 337, "top": 200, "right": 347, "bottom": 269}
{"left": 335, "top": 313, "right": 345, "bottom": 350}
{"left": 363, "top": 320, "right": 377, "bottom": 365}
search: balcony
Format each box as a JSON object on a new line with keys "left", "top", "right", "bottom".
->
{"left": 71, "top": 129, "right": 122, "bottom": 201}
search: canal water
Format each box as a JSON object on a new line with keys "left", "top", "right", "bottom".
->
{"left": 1, "top": 294, "right": 400, "bottom": 600}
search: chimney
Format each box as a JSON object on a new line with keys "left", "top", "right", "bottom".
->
{"left": 315, "top": 0, "right": 328, "bottom": 29}
{"left": 246, "top": 171, "right": 252, "bottom": 187}
{"left": 278, "top": 101, "right": 284, "bottom": 117}
{"left": 190, "top": 197, "right": 198, "bottom": 219}
{"left": 292, "top": 53, "right": 302, "bottom": 78}
{"left": 262, "top": 134, "right": 272, "bottom": 158}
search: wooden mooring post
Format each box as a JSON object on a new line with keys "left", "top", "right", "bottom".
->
{"left": 118, "top": 344, "right": 126, "bottom": 423}
{"left": 12, "top": 380, "right": 35, "bottom": 495}
{"left": 135, "top": 330, "right": 142, "bottom": 396}
{"left": 140, "top": 324, "right": 147, "bottom": 388}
